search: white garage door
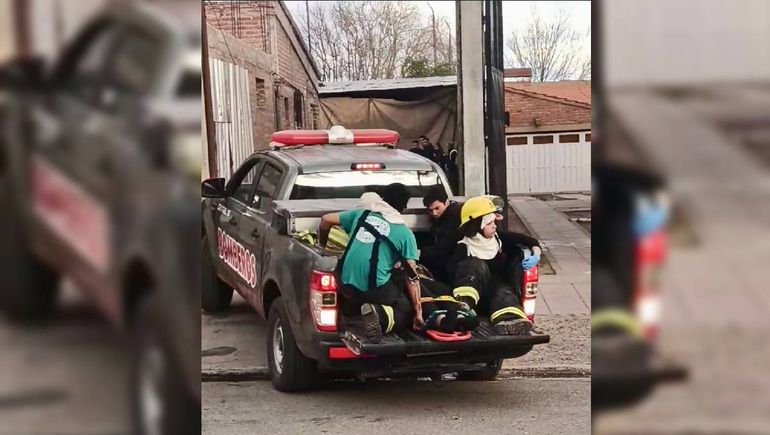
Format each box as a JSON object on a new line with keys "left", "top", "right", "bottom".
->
{"left": 506, "top": 131, "right": 592, "bottom": 194}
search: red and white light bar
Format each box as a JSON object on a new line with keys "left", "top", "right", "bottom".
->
{"left": 270, "top": 125, "right": 399, "bottom": 147}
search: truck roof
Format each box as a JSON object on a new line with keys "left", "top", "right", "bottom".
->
{"left": 276, "top": 145, "right": 436, "bottom": 173}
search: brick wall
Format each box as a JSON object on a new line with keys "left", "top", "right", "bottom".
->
{"left": 205, "top": 1, "right": 272, "bottom": 54}
{"left": 206, "top": 0, "right": 319, "bottom": 147}
{"left": 504, "top": 90, "right": 591, "bottom": 129}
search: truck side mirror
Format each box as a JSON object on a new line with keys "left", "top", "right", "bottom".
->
{"left": 202, "top": 178, "right": 226, "bottom": 198}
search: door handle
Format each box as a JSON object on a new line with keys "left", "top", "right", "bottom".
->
{"left": 251, "top": 228, "right": 260, "bottom": 239}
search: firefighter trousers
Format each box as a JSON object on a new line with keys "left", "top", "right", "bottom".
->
{"left": 338, "top": 277, "right": 413, "bottom": 334}
{"left": 451, "top": 257, "right": 527, "bottom": 325}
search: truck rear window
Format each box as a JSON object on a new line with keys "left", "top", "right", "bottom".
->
{"left": 290, "top": 170, "right": 442, "bottom": 199}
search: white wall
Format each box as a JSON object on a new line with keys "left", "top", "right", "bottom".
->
{"left": 506, "top": 131, "right": 592, "bottom": 194}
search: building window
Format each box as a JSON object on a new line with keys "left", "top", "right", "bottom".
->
{"left": 293, "top": 89, "right": 303, "bottom": 129}
{"left": 559, "top": 134, "right": 580, "bottom": 143}
{"left": 255, "top": 78, "right": 266, "bottom": 108}
{"left": 533, "top": 135, "right": 553, "bottom": 144}
{"left": 283, "top": 97, "right": 290, "bottom": 121}
{"left": 506, "top": 136, "right": 527, "bottom": 146}
{"left": 273, "top": 87, "right": 282, "bottom": 130}
{"left": 310, "top": 103, "right": 319, "bottom": 129}
{"left": 585, "top": 133, "right": 592, "bottom": 142}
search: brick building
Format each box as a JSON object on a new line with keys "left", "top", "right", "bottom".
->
{"left": 205, "top": 0, "right": 320, "bottom": 177}
{"left": 503, "top": 81, "right": 591, "bottom": 147}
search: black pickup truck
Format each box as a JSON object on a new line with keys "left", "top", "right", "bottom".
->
{"left": 201, "top": 127, "right": 549, "bottom": 392}
{"left": 0, "top": 3, "right": 200, "bottom": 434}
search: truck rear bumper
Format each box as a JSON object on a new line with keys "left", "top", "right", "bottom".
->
{"left": 315, "top": 321, "right": 550, "bottom": 375}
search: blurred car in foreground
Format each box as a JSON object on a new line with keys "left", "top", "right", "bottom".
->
{"left": 0, "top": 3, "right": 200, "bottom": 434}
{"left": 592, "top": 162, "right": 687, "bottom": 411}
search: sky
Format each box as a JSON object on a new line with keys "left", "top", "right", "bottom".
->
{"left": 284, "top": 1, "right": 591, "bottom": 67}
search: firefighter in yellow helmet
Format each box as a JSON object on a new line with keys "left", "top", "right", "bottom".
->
{"left": 448, "top": 196, "right": 542, "bottom": 335}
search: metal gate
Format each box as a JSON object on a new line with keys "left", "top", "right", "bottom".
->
{"left": 209, "top": 58, "right": 254, "bottom": 179}
{"left": 506, "top": 132, "right": 592, "bottom": 194}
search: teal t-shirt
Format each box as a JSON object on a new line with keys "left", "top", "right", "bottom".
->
{"left": 338, "top": 209, "right": 418, "bottom": 291}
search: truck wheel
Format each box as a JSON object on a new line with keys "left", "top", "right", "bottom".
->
{"left": 201, "top": 237, "right": 233, "bottom": 312}
{"left": 130, "top": 294, "right": 199, "bottom": 435}
{"left": 0, "top": 240, "right": 60, "bottom": 324}
{"left": 458, "top": 359, "right": 503, "bottom": 381}
{"left": 267, "top": 297, "right": 318, "bottom": 392}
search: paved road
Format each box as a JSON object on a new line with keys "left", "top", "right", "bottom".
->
{"left": 0, "top": 288, "right": 129, "bottom": 435}
{"left": 202, "top": 378, "right": 590, "bottom": 435}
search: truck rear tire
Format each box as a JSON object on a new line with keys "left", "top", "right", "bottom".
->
{"left": 130, "top": 293, "right": 199, "bottom": 435}
{"left": 267, "top": 297, "right": 318, "bottom": 392}
{"left": 201, "top": 237, "right": 233, "bottom": 312}
{"left": 458, "top": 359, "right": 503, "bottom": 381}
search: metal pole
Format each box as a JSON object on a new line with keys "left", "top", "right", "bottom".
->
{"left": 305, "top": 0, "right": 311, "bottom": 58}
{"left": 484, "top": 0, "right": 509, "bottom": 230}
{"left": 202, "top": 4, "right": 219, "bottom": 178}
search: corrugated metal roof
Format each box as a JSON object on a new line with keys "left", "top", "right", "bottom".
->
{"left": 319, "top": 76, "right": 457, "bottom": 94}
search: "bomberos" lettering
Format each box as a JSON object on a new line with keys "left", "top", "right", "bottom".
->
{"left": 217, "top": 228, "right": 257, "bottom": 288}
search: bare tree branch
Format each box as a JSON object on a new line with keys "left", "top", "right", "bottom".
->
{"left": 506, "top": 7, "right": 588, "bottom": 82}
{"left": 297, "top": 1, "right": 454, "bottom": 82}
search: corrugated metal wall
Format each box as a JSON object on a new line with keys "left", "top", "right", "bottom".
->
{"left": 507, "top": 132, "right": 591, "bottom": 194}
{"left": 209, "top": 57, "right": 254, "bottom": 179}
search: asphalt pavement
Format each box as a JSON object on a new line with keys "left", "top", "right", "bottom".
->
{"left": 0, "top": 286, "right": 129, "bottom": 435}
{"left": 202, "top": 378, "right": 590, "bottom": 435}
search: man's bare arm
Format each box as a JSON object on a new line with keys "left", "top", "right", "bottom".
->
{"left": 405, "top": 259, "right": 423, "bottom": 323}
{"left": 318, "top": 213, "right": 341, "bottom": 248}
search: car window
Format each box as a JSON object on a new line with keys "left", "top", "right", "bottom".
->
{"left": 57, "top": 20, "right": 121, "bottom": 103}
{"left": 176, "top": 50, "right": 201, "bottom": 97}
{"left": 253, "top": 163, "right": 283, "bottom": 209}
{"left": 290, "top": 170, "right": 442, "bottom": 199}
{"left": 230, "top": 160, "right": 264, "bottom": 205}
{"left": 100, "top": 28, "right": 162, "bottom": 107}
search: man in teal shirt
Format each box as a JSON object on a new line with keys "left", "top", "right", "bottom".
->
{"left": 319, "top": 183, "right": 422, "bottom": 342}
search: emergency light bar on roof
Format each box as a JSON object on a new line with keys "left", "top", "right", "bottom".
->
{"left": 270, "top": 125, "right": 399, "bottom": 149}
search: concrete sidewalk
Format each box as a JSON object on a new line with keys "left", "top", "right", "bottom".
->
{"left": 509, "top": 196, "right": 591, "bottom": 316}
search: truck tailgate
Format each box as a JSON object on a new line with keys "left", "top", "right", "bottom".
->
{"left": 341, "top": 319, "right": 549, "bottom": 358}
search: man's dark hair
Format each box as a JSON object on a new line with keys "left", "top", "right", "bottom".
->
{"left": 382, "top": 183, "right": 410, "bottom": 212}
{"left": 422, "top": 185, "right": 448, "bottom": 207}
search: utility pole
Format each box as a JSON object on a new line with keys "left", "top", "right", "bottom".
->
{"left": 458, "top": 1, "right": 485, "bottom": 197}
{"left": 202, "top": 3, "right": 218, "bottom": 178}
{"left": 447, "top": 21, "right": 453, "bottom": 71}
{"left": 305, "top": 0, "right": 310, "bottom": 57}
{"left": 428, "top": 3, "right": 437, "bottom": 68}
{"left": 483, "top": 0, "right": 509, "bottom": 230}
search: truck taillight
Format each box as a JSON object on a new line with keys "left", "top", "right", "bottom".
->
{"left": 522, "top": 266, "right": 539, "bottom": 322}
{"left": 634, "top": 229, "right": 667, "bottom": 340}
{"left": 310, "top": 270, "right": 338, "bottom": 332}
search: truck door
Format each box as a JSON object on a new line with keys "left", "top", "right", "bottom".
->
{"left": 235, "top": 159, "right": 285, "bottom": 292}
{"left": 26, "top": 19, "right": 124, "bottom": 305}
{"left": 217, "top": 158, "right": 265, "bottom": 295}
